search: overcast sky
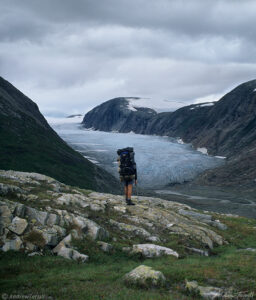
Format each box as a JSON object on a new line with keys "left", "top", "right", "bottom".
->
{"left": 1, "top": 0, "right": 256, "bottom": 116}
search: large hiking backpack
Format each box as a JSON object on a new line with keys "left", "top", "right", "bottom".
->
{"left": 117, "top": 147, "right": 136, "bottom": 176}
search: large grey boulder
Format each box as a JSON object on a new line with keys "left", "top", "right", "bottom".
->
{"left": 2, "top": 236, "right": 23, "bottom": 252}
{"left": 124, "top": 265, "right": 166, "bottom": 288}
{"left": 54, "top": 244, "right": 88, "bottom": 262}
{"left": 132, "top": 244, "right": 179, "bottom": 258}
{"left": 24, "top": 207, "right": 48, "bottom": 225}
{"left": 41, "top": 227, "right": 60, "bottom": 246}
{"left": 13, "top": 203, "right": 26, "bottom": 218}
{"left": 8, "top": 216, "right": 28, "bottom": 235}
{"left": 185, "top": 280, "right": 228, "bottom": 299}
{"left": 81, "top": 218, "right": 109, "bottom": 240}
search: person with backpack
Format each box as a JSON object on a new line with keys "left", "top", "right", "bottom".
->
{"left": 117, "top": 147, "right": 137, "bottom": 205}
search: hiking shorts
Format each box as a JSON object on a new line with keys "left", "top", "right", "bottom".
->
{"left": 120, "top": 175, "right": 135, "bottom": 186}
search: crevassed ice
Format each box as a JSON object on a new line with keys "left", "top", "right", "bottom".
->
{"left": 49, "top": 120, "right": 224, "bottom": 189}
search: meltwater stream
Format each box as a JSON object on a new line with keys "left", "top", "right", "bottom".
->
{"left": 49, "top": 117, "right": 223, "bottom": 189}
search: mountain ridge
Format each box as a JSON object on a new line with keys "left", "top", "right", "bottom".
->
{"left": 0, "top": 76, "right": 120, "bottom": 193}
{"left": 81, "top": 80, "right": 256, "bottom": 187}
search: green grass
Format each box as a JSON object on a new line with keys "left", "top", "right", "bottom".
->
{"left": 1, "top": 216, "right": 256, "bottom": 299}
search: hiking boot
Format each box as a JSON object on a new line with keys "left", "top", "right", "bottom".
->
{"left": 126, "top": 199, "right": 135, "bottom": 206}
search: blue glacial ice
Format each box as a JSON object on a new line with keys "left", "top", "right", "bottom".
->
{"left": 49, "top": 119, "right": 224, "bottom": 188}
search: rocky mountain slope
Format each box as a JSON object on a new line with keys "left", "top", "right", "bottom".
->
{"left": 82, "top": 97, "right": 157, "bottom": 132}
{"left": 1, "top": 170, "right": 255, "bottom": 299}
{"left": 81, "top": 80, "right": 256, "bottom": 187}
{"left": 0, "top": 76, "right": 120, "bottom": 193}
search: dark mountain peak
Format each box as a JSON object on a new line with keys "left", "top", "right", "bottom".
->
{"left": 82, "top": 97, "right": 157, "bottom": 132}
{"left": 0, "top": 76, "right": 49, "bottom": 129}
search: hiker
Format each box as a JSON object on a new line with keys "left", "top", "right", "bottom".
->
{"left": 117, "top": 147, "right": 137, "bottom": 205}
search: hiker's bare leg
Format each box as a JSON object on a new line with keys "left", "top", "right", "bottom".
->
{"left": 124, "top": 185, "right": 128, "bottom": 199}
{"left": 127, "top": 184, "right": 133, "bottom": 199}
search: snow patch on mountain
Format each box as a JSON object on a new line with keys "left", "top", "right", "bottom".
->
{"left": 125, "top": 97, "right": 178, "bottom": 112}
{"left": 190, "top": 102, "right": 215, "bottom": 110}
{"left": 197, "top": 147, "right": 208, "bottom": 155}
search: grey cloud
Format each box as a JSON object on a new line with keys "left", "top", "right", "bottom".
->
{"left": 5, "top": 0, "right": 256, "bottom": 39}
{"left": 0, "top": 0, "right": 256, "bottom": 116}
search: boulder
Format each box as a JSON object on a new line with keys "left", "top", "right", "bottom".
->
{"left": 97, "top": 241, "right": 113, "bottom": 252}
{"left": 72, "top": 249, "right": 89, "bottom": 262}
{"left": 54, "top": 244, "right": 88, "bottom": 262}
{"left": 124, "top": 265, "right": 166, "bottom": 288}
{"left": 82, "top": 218, "right": 109, "bottom": 240}
{"left": 2, "top": 236, "right": 23, "bottom": 252}
{"left": 25, "top": 207, "right": 48, "bottom": 225}
{"left": 53, "top": 230, "right": 79, "bottom": 254}
{"left": 57, "top": 246, "right": 73, "bottom": 260}
{"left": 8, "top": 216, "right": 28, "bottom": 235}
{"left": 132, "top": 244, "right": 179, "bottom": 258}
{"left": 41, "top": 227, "right": 59, "bottom": 246}
{"left": 185, "top": 280, "right": 223, "bottom": 299}
{"left": 13, "top": 203, "right": 26, "bottom": 218}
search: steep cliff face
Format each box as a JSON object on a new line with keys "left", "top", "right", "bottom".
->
{"left": 0, "top": 77, "right": 120, "bottom": 193}
{"left": 82, "top": 97, "right": 157, "bottom": 132}
{"left": 181, "top": 80, "right": 256, "bottom": 157}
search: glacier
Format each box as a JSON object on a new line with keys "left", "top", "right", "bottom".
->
{"left": 49, "top": 118, "right": 224, "bottom": 189}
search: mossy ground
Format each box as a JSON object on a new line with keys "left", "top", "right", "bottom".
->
{"left": 1, "top": 216, "right": 256, "bottom": 300}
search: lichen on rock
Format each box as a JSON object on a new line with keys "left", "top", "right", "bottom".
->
{"left": 124, "top": 265, "right": 166, "bottom": 288}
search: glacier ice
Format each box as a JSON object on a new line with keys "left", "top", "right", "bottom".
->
{"left": 50, "top": 119, "right": 224, "bottom": 188}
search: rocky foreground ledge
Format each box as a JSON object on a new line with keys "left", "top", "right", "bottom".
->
{"left": 3, "top": 170, "right": 255, "bottom": 299}
{"left": 0, "top": 170, "right": 228, "bottom": 258}
{"left": 0, "top": 171, "right": 231, "bottom": 261}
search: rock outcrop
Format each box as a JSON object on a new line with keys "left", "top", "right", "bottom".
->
{"left": 185, "top": 280, "right": 253, "bottom": 300}
{"left": 124, "top": 265, "right": 166, "bottom": 288}
{"left": 131, "top": 244, "right": 179, "bottom": 258}
{"left": 0, "top": 170, "right": 229, "bottom": 262}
